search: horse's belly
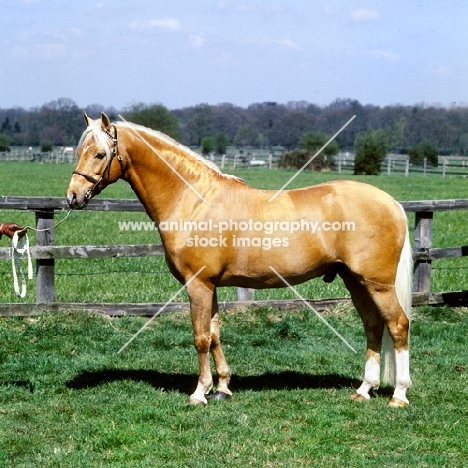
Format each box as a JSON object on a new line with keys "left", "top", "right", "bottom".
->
{"left": 218, "top": 245, "right": 331, "bottom": 288}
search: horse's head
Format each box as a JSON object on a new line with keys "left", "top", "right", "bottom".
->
{"left": 66, "top": 112, "right": 124, "bottom": 209}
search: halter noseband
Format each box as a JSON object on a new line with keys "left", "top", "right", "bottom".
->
{"left": 73, "top": 125, "right": 122, "bottom": 199}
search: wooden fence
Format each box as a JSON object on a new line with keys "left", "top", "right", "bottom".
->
{"left": 1, "top": 196, "right": 468, "bottom": 316}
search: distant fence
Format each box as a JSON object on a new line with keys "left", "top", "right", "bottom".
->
{"left": 3, "top": 147, "right": 468, "bottom": 177}
{"left": 1, "top": 196, "right": 468, "bottom": 316}
{"left": 0, "top": 147, "right": 76, "bottom": 163}
{"left": 336, "top": 155, "right": 468, "bottom": 177}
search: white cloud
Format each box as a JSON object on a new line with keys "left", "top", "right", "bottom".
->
{"left": 257, "top": 38, "right": 300, "bottom": 50}
{"left": 323, "top": 6, "right": 338, "bottom": 15}
{"left": 38, "top": 43, "right": 67, "bottom": 60}
{"left": 216, "top": 0, "right": 230, "bottom": 12}
{"left": 130, "top": 18, "right": 181, "bottom": 31}
{"left": 188, "top": 34, "right": 205, "bottom": 49}
{"left": 361, "top": 50, "right": 398, "bottom": 60}
{"left": 275, "top": 39, "right": 300, "bottom": 50}
{"left": 10, "top": 41, "right": 67, "bottom": 60}
{"left": 425, "top": 66, "right": 451, "bottom": 76}
{"left": 350, "top": 8, "right": 379, "bottom": 22}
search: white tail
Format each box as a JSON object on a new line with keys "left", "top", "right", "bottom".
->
{"left": 382, "top": 206, "right": 412, "bottom": 386}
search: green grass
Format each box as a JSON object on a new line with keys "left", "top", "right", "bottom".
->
{"left": 0, "top": 306, "right": 467, "bottom": 467}
{"left": 1, "top": 162, "right": 468, "bottom": 466}
{"left": 2, "top": 162, "right": 468, "bottom": 302}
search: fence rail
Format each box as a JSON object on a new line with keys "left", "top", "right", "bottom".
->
{"left": 1, "top": 196, "right": 468, "bottom": 316}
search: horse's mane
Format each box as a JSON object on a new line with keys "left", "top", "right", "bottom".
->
{"left": 124, "top": 122, "right": 245, "bottom": 184}
{"left": 78, "top": 119, "right": 245, "bottom": 184}
{"left": 125, "top": 122, "right": 221, "bottom": 170}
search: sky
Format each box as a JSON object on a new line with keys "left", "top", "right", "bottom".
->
{"left": 0, "top": 0, "right": 467, "bottom": 111}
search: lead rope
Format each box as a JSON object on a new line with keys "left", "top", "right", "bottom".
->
{"left": 10, "top": 209, "right": 73, "bottom": 297}
{"left": 11, "top": 231, "right": 33, "bottom": 298}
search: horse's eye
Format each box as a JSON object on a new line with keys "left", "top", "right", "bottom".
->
{"left": 95, "top": 152, "right": 106, "bottom": 160}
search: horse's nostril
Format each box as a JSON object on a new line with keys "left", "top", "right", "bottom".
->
{"left": 67, "top": 192, "right": 77, "bottom": 207}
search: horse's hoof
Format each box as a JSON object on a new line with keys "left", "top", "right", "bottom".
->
{"left": 189, "top": 395, "right": 207, "bottom": 406}
{"left": 388, "top": 397, "right": 408, "bottom": 408}
{"left": 350, "top": 392, "right": 369, "bottom": 402}
{"left": 210, "top": 391, "right": 232, "bottom": 401}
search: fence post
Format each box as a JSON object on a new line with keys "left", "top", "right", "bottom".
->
{"left": 268, "top": 153, "right": 273, "bottom": 170}
{"left": 442, "top": 158, "right": 447, "bottom": 178}
{"left": 413, "top": 211, "right": 433, "bottom": 293}
{"left": 35, "top": 209, "right": 55, "bottom": 303}
{"left": 387, "top": 157, "right": 391, "bottom": 175}
{"left": 405, "top": 159, "right": 409, "bottom": 177}
{"left": 237, "top": 287, "right": 255, "bottom": 301}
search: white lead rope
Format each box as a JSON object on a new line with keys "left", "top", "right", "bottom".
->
{"left": 11, "top": 231, "right": 33, "bottom": 298}
{"left": 8, "top": 209, "right": 73, "bottom": 298}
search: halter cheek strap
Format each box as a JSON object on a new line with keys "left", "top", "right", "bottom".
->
{"left": 72, "top": 125, "right": 123, "bottom": 198}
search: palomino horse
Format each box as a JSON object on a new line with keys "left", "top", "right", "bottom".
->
{"left": 67, "top": 113, "right": 413, "bottom": 407}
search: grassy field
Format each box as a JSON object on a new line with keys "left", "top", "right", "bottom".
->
{"left": 1, "top": 161, "right": 468, "bottom": 467}
{"left": 2, "top": 162, "right": 468, "bottom": 302}
{"left": 0, "top": 305, "right": 467, "bottom": 466}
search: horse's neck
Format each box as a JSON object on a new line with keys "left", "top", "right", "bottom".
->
{"left": 122, "top": 129, "right": 220, "bottom": 221}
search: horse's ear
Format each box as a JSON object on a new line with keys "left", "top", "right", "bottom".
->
{"left": 84, "top": 112, "right": 93, "bottom": 127}
{"left": 101, "top": 112, "right": 112, "bottom": 131}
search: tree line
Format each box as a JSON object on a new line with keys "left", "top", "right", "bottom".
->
{"left": 1, "top": 97, "right": 468, "bottom": 158}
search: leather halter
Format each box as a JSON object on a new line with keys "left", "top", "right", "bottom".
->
{"left": 73, "top": 125, "right": 122, "bottom": 199}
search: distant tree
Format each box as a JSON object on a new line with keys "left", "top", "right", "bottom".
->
{"left": 408, "top": 141, "right": 439, "bottom": 167}
{"left": 41, "top": 141, "right": 52, "bottom": 152}
{"left": 201, "top": 136, "right": 213, "bottom": 155}
{"left": 269, "top": 111, "right": 315, "bottom": 147}
{"left": 1, "top": 117, "right": 12, "bottom": 133}
{"left": 386, "top": 117, "right": 406, "bottom": 153}
{"left": 2, "top": 97, "right": 468, "bottom": 154}
{"left": 459, "top": 134, "right": 468, "bottom": 156}
{"left": 123, "top": 103, "right": 180, "bottom": 139}
{"left": 185, "top": 104, "right": 214, "bottom": 146}
{"left": 210, "top": 103, "right": 246, "bottom": 143}
{"left": 235, "top": 125, "right": 258, "bottom": 147}
{"left": 40, "top": 98, "right": 82, "bottom": 145}
{"left": 214, "top": 132, "right": 229, "bottom": 155}
{"left": 299, "top": 131, "right": 338, "bottom": 170}
{"left": 354, "top": 130, "right": 388, "bottom": 175}
{"left": 277, "top": 131, "right": 338, "bottom": 171}
{"left": 0, "top": 132, "right": 12, "bottom": 151}
{"left": 299, "top": 131, "right": 339, "bottom": 156}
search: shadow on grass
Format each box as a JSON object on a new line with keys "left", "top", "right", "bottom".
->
{"left": 0, "top": 379, "right": 34, "bottom": 392}
{"left": 65, "top": 369, "right": 362, "bottom": 395}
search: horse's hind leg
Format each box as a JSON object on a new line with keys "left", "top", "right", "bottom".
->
{"left": 342, "top": 271, "right": 411, "bottom": 406}
{"left": 341, "top": 271, "right": 385, "bottom": 401}
{"left": 371, "top": 289, "right": 411, "bottom": 407}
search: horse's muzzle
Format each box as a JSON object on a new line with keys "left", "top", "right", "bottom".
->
{"left": 66, "top": 191, "right": 88, "bottom": 210}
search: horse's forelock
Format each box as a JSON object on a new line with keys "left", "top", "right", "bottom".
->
{"left": 78, "top": 119, "right": 112, "bottom": 162}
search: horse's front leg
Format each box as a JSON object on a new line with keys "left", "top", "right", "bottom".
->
{"left": 210, "top": 290, "right": 232, "bottom": 400}
{"left": 187, "top": 281, "right": 215, "bottom": 406}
